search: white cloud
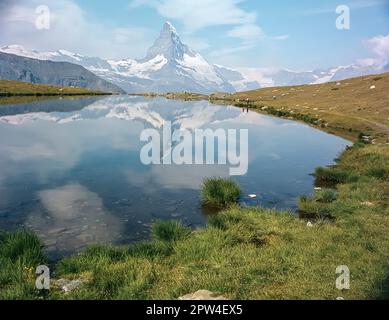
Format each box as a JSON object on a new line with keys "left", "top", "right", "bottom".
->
{"left": 356, "top": 58, "right": 376, "bottom": 67}
{"left": 273, "top": 35, "right": 290, "bottom": 41}
{"left": 237, "top": 67, "right": 277, "bottom": 87}
{"left": 1, "top": 4, "right": 36, "bottom": 23}
{"left": 182, "top": 36, "right": 210, "bottom": 51}
{"left": 227, "top": 24, "right": 264, "bottom": 43}
{"left": 130, "top": 0, "right": 269, "bottom": 64}
{"left": 130, "top": 0, "right": 264, "bottom": 50}
{"left": 131, "top": 0, "right": 257, "bottom": 32}
{"left": 0, "top": 0, "right": 152, "bottom": 59}
{"left": 367, "top": 35, "right": 389, "bottom": 60}
{"left": 363, "top": 34, "right": 389, "bottom": 67}
{"left": 302, "top": 0, "right": 389, "bottom": 15}
{"left": 209, "top": 45, "right": 253, "bottom": 58}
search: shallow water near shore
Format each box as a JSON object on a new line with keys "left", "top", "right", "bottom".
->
{"left": 0, "top": 96, "right": 350, "bottom": 257}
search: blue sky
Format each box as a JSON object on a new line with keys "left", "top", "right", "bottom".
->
{"left": 1, "top": 0, "right": 389, "bottom": 70}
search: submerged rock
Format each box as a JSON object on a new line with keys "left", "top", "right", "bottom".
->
{"left": 48, "top": 227, "right": 67, "bottom": 235}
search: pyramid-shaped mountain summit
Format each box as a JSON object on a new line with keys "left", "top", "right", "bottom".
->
{"left": 0, "top": 22, "right": 260, "bottom": 93}
{"left": 144, "top": 21, "right": 192, "bottom": 61}
{"left": 125, "top": 21, "right": 244, "bottom": 93}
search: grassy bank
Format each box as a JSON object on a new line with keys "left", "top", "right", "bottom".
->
{"left": 131, "top": 73, "right": 389, "bottom": 143}
{"left": 1, "top": 142, "right": 388, "bottom": 300}
{"left": 0, "top": 80, "right": 112, "bottom": 97}
{"left": 210, "top": 72, "right": 389, "bottom": 143}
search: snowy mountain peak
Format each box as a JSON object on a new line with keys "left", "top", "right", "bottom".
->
{"left": 1, "top": 44, "right": 25, "bottom": 51}
{"left": 1, "top": 44, "right": 29, "bottom": 56}
{"left": 163, "top": 21, "right": 177, "bottom": 34}
{"left": 0, "top": 44, "right": 59, "bottom": 61}
{"left": 145, "top": 21, "right": 193, "bottom": 61}
{"left": 57, "top": 49, "right": 84, "bottom": 61}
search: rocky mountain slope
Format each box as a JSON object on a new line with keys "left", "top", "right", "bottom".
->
{"left": 0, "top": 52, "right": 125, "bottom": 93}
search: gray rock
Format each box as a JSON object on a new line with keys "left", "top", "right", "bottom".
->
{"left": 178, "top": 290, "right": 227, "bottom": 300}
{"left": 53, "top": 278, "right": 85, "bottom": 293}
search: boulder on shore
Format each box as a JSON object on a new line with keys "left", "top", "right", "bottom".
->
{"left": 178, "top": 290, "right": 227, "bottom": 300}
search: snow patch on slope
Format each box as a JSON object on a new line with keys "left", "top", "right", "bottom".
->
{"left": 179, "top": 53, "right": 223, "bottom": 85}
{"left": 108, "top": 55, "right": 168, "bottom": 79}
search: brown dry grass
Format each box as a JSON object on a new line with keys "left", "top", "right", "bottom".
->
{"left": 214, "top": 72, "right": 389, "bottom": 142}
{"left": 0, "top": 80, "right": 107, "bottom": 96}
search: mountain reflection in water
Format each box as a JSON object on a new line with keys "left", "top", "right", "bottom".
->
{"left": 0, "top": 96, "right": 350, "bottom": 257}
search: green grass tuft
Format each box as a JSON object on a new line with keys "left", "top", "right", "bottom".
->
{"left": 151, "top": 220, "right": 191, "bottom": 242}
{"left": 201, "top": 177, "right": 241, "bottom": 208}
{"left": 314, "top": 188, "right": 338, "bottom": 203}
{"left": 0, "top": 230, "right": 46, "bottom": 299}
{"left": 0, "top": 230, "right": 45, "bottom": 266}
{"left": 314, "top": 166, "right": 358, "bottom": 186}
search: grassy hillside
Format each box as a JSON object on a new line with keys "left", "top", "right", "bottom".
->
{"left": 0, "top": 80, "right": 111, "bottom": 96}
{"left": 210, "top": 72, "right": 389, "bottom": 143}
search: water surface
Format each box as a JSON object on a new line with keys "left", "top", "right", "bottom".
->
{"left": 0, "top": 96, "right": 350, "bottom": 256}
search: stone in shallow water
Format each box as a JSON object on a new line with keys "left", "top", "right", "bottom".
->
{"left": 48, "top": 227, "right": 67, "bottom": 235}
{"left": 44, "top": 239, "right": 57, "bottom": 246}
{"left": 76, "top": 233, "right": 94, "bottom": 242}
{"left": 178, "top": 290, "right": 227, "bottom": 300}
{"left": 166, "top": 206, "right": 178, "bottom": 212}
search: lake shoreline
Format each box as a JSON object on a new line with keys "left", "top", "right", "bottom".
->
{"left": 2, "top": 141, "right": 388, "bottom": 299}
{"left": 132, "top": 92, "right": 358, "bottom": 143}
{"left": 1, "top": 77, "right": 388, "bottom": 299}
{"left": 0, "top": 79, "right": 117, "bottom": 99}
{"left": 131, "top": 72, "right": 389, "bottom": 144}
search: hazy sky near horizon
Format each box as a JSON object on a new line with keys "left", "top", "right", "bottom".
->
{"left": 0, "top": 0, "right": 388, "bottom": 70}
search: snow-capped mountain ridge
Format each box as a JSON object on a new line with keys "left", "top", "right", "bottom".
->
{"left": 238, "top": 62, "right": 388, "bottom": 88}
{"left": 0, "top": 22, "right": 259, "bottom": 93}
{"left": 1, "top": 22, "right": 387, "bottom": 92}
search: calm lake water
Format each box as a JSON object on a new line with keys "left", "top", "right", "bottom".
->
{"left": 0, "top": 96, "right": 350, "bottom": 257}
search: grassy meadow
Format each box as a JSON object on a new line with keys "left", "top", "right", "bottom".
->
{"left": 211, "top": 72, "right": 389, "bottom": 143}
{"left": 0, "top": 80, "right": 110, "bottom": 97}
